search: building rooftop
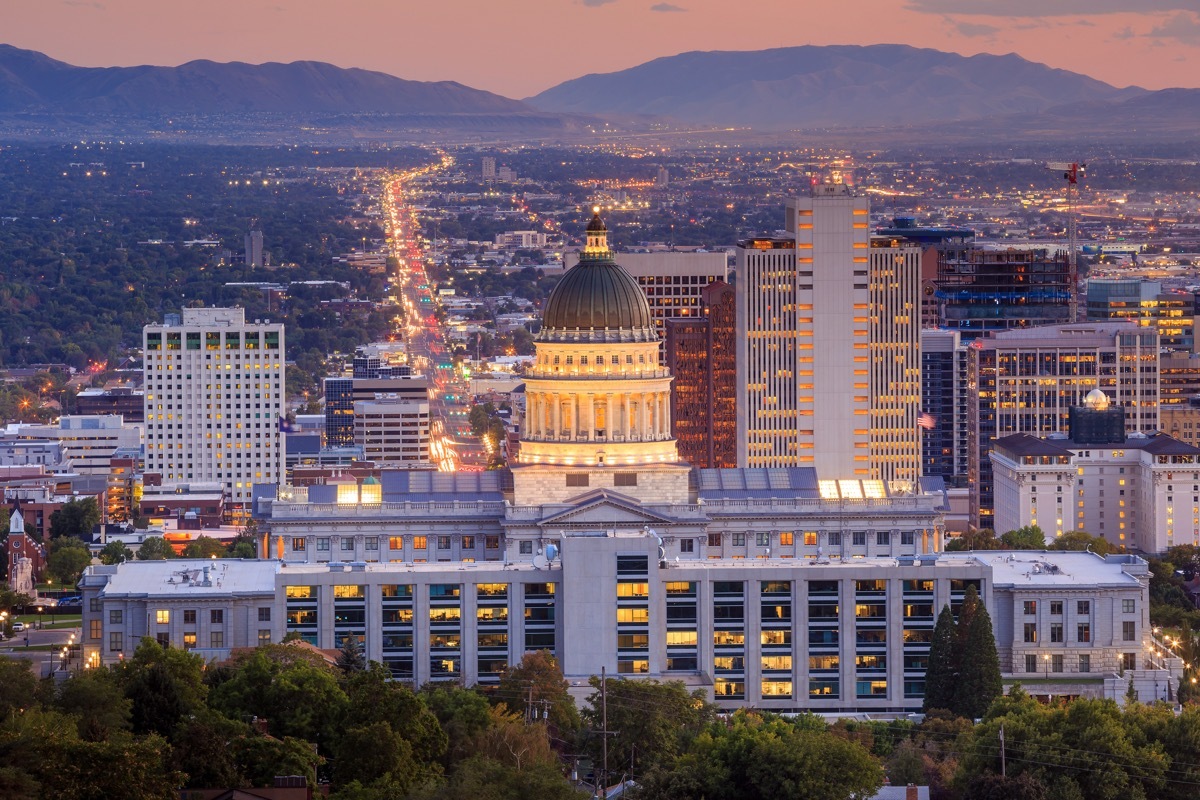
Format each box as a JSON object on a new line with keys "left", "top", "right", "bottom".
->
{"left": 92, "top": 559, "right": 279, "bottom": 597}
{"left": 969, "top": 550, "right": 1145, "bottom": 588}
{"left": 995, "top": 431, "right": 1200, "bottom": 457}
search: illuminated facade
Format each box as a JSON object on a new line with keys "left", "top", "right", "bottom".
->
{"left": 665, "top": 280, "right": 737, "bottom": 468}
{"left": 968, "top": 323, "right": 1160, "bottom": 530}
{"left": 1086, "top": 279, "right": 1195, "bottom": 352}
{"left": 735, "top": 186, "right": 921, "bottom": 482}
{"left": 936, "top": 247, "right": 1071, "bottom": 340}
{"left": 142, "top": 308, "right": 285, "bottom": 513}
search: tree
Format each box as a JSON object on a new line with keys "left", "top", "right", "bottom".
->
{"left": 118, "top": 638, "right": 209, "bottom": 737}
{"left": 421, "top": 683, "right": 495, "bottom": 766}
{"left": 0, "top": 656, "right": 38, "bottom": 716}
{"left": 945, "top": 529, "right": 1002, "bottom": 551}
{"left": 98, "top": 540, "right": 134, "bottom": 565}
{"left": 495, "top": 650, "right": 580, "bottom": 735}
{"left": 963, "top": 773, "right": 1049, "bottom": 800}
{"left": 337, "top": 634, "right": 367, "bottom": 674}
{"left": 180, "top": 535, "right": 227, "bottom": 559}
{"left": 46, "top": 536, "right": 92, "bottom": 586}
{"left": 136, "top": 536, "right": 176, "bottom": 560}
{"left": 54, "top": 668, "right": 132, "bottom": 741}
{"left": 343, "top": 664, "right": 446, "bottom": 766}
{"left": 333, "top": 721, "right": 421, "bottom": 795}
{"left": 924, "top": 605, "right": 958, "bottom": 714}
{"left": 48, "top": 497, "right": 101, "bottom": 539}
{"left": 1001, "top": 525, "right": 1047, "bottom": 550}
{"left": 1047, "top": 530, "right": 1112, "bottom": 556}
{"left": 956, "top": 596, "right": 1004, "bottom": 720}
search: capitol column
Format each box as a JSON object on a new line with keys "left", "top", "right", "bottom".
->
{"left": 551, "top": 393, "right": 561, "bottom": 438}
{"left": 585, "top": 394, "right": 595, "bottom": 441}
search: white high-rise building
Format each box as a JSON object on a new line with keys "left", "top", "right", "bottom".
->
{"left": 738, "top": 183, "right": 924, "bottom": 480}
{"left": 481, "top": 157, "right": 496, "bottom": 183}
{"left": 143, "top": 308, "right": 285, "bottom": 514}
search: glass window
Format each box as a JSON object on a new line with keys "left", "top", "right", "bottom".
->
{"left": 1077, "top": 600, "right": 1091, "bottom": 615}
{"left": 1023, "top": 601, "right": 1037, "bottom": 615}
{"left": 109, "top": 610, "right": 123, "bottom": 624}
{"left": 156, "top": 610, "right": 170, "bottom": 624}
{"left": 1023, "top": 623, "right": 1038, "bottom": 643}
{"left": 1122, "top": 599, "right": 1135, "bottom": 613}
{"left": 258, "top": 607, "right": 271, "bottom": 622}
{"left": 210, "top": 609, "right": 224, "bottom": 624}
{"left": 1122, "top": 620, "right": 1136, "bottom": 641}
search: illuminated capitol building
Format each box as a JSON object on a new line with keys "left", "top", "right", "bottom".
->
{"left": 81, "top": 213, "right": 1177, "bottom": 711}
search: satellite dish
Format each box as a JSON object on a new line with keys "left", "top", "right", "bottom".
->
{"left": 545, "top": 543, "right": 559, "bottom": 561}
{"left": 533, "top": 553, "right": 548, "bottom": 569}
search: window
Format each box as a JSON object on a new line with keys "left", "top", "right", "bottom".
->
{"left": 756, "top": 532, "right": 770, "bottom": 547}
{"left": 680, "top": 539, "right": 694, "bottom": 553}
{"left": 1077, "top": 600, "right": 1091, "bottom": 615}
{"left": 852, "top": 531, "right": 867, "bottom": 546}
{"left": 1122, "top": 620, "right": 1136, "bottom": 641}
{"left": 707, "top": 534, "right": 722, "bottom": 547}
{"left": 317, "top": 538, "right": 330, "bottom": 552}
{"left": 876, "top": 531, "right": 890, "bottom": 546}
{"left": 519, "top": 541, "right": 533, "bottom": 555}
{"left": 462, "top": 536, "right": 475, "bottom": 550}
{"left": 258, "top": 630, "right": 272, "bottom": 646}
{"left": 366, "top": 537, "right": 379, "bottom": 551}
{"left": 183, "top": 632, "right": 196, "bottom": 649}
{"left": 438, "top": 536, "right": 451, "bottom": 550}
{"left": 566, "top": 474, "right": 589, "bottom": 487}
{"left": 1025, "top": 654, "right": 1038, "bottom": 673}
{"left": 1023, "top": 623, "right": 1038, "bottom": 643}
{"left": 1050, "top": 623, "right": 1063, "bottom": 643}
{"left": 389, "top": 537, "right": 404, "bottom": 550}
{"left": 208, "top": 609, "right": 223, "bottom": 624}
{"left": 1050, "top": 601, "right": 1063, "bottom": 615}
{"left": 901, "top": 531, "right": 915, "bottom": 546}
{"left": 1052, "top": 654, "right": 1064, "bottom": 673}
{"left": 211, "top": 631, "right": 224, "bottom": 648}
{"left": 89, "top": 619, "right": 102, "bottom": 640}
{"left": 828, "top": 532, "right": 841, "bottom": 546}
{"left": 109, "top": 610, "right": 123, "bottom": 624}
{"left": 292, "top": 537, "right": 306, "bottom": 550}
{"left": 341, "top": 538, "right": 354, "bottom": 551}
{"left": 89, "top": 598, "right": 101, "bottom": 613}
{"left": 258, "top": 607, "right": 271, "bottom": 622}
{"left": 413, "top": 535, "right": 427, "bottom": 550}
{"left": 1077, "top": 623, "right": 1091, "bottom": 643}
{"left": 1122, "top": 599, "right": 1135, "bottom": 613}
{"left": 486, "top": 536, "right": 500, "bottom": 549}
{"left": 1122, "top": 652, "right": 1138, "bottom": 672}
{"left": 1023, "top": 601, "right": 1037, "bottom": 615}
{"left": 183, "top": 610, "right": 196, "bottom": 624}
{"left": 614, "top": 473, "right": 638, "bottom": 487}
{"left": 156, "top": 610, "right": 170, "bottom": 624}
{"left": 1079, "top": 654, "right": 1091, "bottom": 673}
{"left": 156, "top": 633, "right": 170, "bottom": 647}
{"left": 732, "top": 533, "right": 746, "bottom": 547}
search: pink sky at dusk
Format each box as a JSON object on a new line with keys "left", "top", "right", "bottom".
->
{"left": 9, "top": 0, "right": 1200, "bottom": 98}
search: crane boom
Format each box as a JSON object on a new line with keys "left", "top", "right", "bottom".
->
{"left": 1046, "top": 162, "right": 1085, "bottom": 322}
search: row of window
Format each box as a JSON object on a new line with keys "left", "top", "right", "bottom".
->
{"left": 1024, "top": 599, "right": 1134, "bottom": 615}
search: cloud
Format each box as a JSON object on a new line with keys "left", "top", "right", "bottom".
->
{"left": 953, "top": 20, "right": 1000, "bottom": 37}
{"left": 650, "top": 2, "right": 687, "bottom": 10}
{"left": 1148, "top": 12, "right": 1200, "bottom": 42}
{"left": 908, "top": 0, "right": 1195, "bottom": 16}
{"left": 581, "top": 0, "right": 617, "bottom": 6}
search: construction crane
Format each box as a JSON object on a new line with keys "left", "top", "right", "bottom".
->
{"left": 1046, "top": 161, "right": 1086, "bottom": 322}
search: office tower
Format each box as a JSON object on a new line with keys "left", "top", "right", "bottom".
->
{"left": 324, "top": 345, "right": 426, "bottom": 449}
{"left": 736, "top": 184, "right": 921, "bottom": 481}
{"left": 665, "top": 280, "right": 737, "bottom": 468}
{"left": 868, "top": 237, "right": 923, "bottom": 485}
{"left": 562, "top": 250, "right": 729, "bottom": 354}
{"left": 75, "top": 387, "right": 145, "bottom": 423}
{"left": 1086, "top": 278, "right": 1196, "bottom": 352}
{"left": 245, "top": 229, "right": 264, "bottom": 268}
{"left": 920, "top": 329, "right": 970, "bottom": 486}
{"left": 353, "top": 395, "right": 432, "bottom": 468}
{"left": 142, "top": 308, "right": 284, "bottom": 516}
{"left": 992, "top": 389, "right": 1199, "bottom": 551}
{"left": 656, "top": 166, "right": 669, "bottom": 188}
{"left": 481, "top": 156, "right": 496, "bottom": 183}
{"left": 968, "top": 322, "right": 1159, "bottom": 530}
{"left": 1159, "top": 350, "right": 1200, "bottom": 406}
{"left": 936, "top": 247, "right": 1070, "bottom": 340}
{"left": 876, "top": 216, "right": 974, "bottom": 329}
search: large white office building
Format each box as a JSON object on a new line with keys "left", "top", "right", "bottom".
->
{"left": 735, "top": 184, "right": 921, "bottom": 482}
{"left": 142, "top": 308, "right": 285, "bottom": 514}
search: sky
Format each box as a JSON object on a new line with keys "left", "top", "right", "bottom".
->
{"left": 8, "top": 0, "right": 1200, "bottom": 98}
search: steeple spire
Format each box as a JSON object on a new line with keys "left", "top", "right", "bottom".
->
{"left": 582, "top": 206, "right": 610, "bottom": 259}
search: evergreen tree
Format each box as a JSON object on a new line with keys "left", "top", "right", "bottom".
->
{"left": 955, "top": 584, "right": 981, "bottom": 652}
{"left": 337, "top": 635, "right": 367, "bottom": 674}
{"left": 923, "top": 605, "right": 958, "bottom": 713}
{"left": 955, "top": 598, "right": 1003, "bottom": 719}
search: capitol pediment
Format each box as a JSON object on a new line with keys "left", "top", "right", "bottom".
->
{"left": 537, "top": 490, "right": 677, "bottom": 528}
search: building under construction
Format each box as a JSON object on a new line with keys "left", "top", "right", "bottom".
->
{"left": 935, "top": 247, "right": 1071, "bottom": 340}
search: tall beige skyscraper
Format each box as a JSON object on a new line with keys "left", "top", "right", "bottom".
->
{"left": 736, "top": 183, "right": 921, "bottom": 481}
{"left": 143, "top": 308, "right": 285, "bottom": 518}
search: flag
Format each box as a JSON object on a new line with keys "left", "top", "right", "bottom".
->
{"left": 918, "top": 412, "right": 936, "bottom": 430}
{"left": 279, "top": 416, "right": 296, "bottom": 433}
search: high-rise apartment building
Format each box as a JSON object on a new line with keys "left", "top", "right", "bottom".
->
{"left": 968, "top": 322, "right": 1159, "bottom": 529}
{"left": 481, "top": 156, "right": 496, "bottom": 183}
{"left": 142, "top": 308, "right": 284, "bottom": 513}
{"left": 736, "top": 185, "right": 921, "bottom": 481}
{"left": 324, "top": 346, "right": 426, "bottom": 451}
{"left": 1086, "top": 278, "right": 1196, "bottom": 352}
{"left": 353, "top": 396, "right": 432, "bottom": 468}
{"left": 936, "top": 247, "right": 1071, "bottom": 340}
{"left": 665, "top": 280, "right": 737, "bottom": 468}
{"left": 245, "top": 230, "right": 264, "bottom": 268}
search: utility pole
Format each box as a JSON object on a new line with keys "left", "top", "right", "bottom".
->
{"left": 601, "top": 665, "right": 608, "bottom": 798}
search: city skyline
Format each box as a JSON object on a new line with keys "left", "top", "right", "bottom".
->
{"left": 6, "top": 0, "right": 1200, "bottom": 99}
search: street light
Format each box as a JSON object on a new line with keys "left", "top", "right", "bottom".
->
{"left": 37, "top": 605, "right": 43, "bottom": 631}
{"left": 1043, "top": 653, "right": 1051, "bottom": 680}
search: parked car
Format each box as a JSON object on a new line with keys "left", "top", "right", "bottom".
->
{"left": 11, "top": 622, "right": 25, "bottom": 632}
{"left": 57, "top": 596, "right": 82, "bottom": 608}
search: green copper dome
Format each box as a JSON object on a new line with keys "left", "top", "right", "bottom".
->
{"left": 539, "top": 212, "right": 656, "bottom": 343}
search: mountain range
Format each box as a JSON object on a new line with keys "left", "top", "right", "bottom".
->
{"left": 527, "top": 44, "right": 1152, "bottom": 128}
{"left": 0, "top": 43, "right": 1198, "bottom": 142}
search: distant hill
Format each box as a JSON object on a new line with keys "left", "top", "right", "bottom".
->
{"left": 0, "top": 44, "right": 529, "bottom": 114}
{"left": 528, "top": 44, "right": 1147, "bottom": 129}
